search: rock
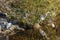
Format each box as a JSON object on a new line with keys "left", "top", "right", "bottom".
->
{"left": 33, "top": 23, "right": 41, "bottom": 30}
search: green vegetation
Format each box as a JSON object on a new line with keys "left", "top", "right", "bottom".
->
{"left": 0, "top": 0, "right": 59, "bottom": 40}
